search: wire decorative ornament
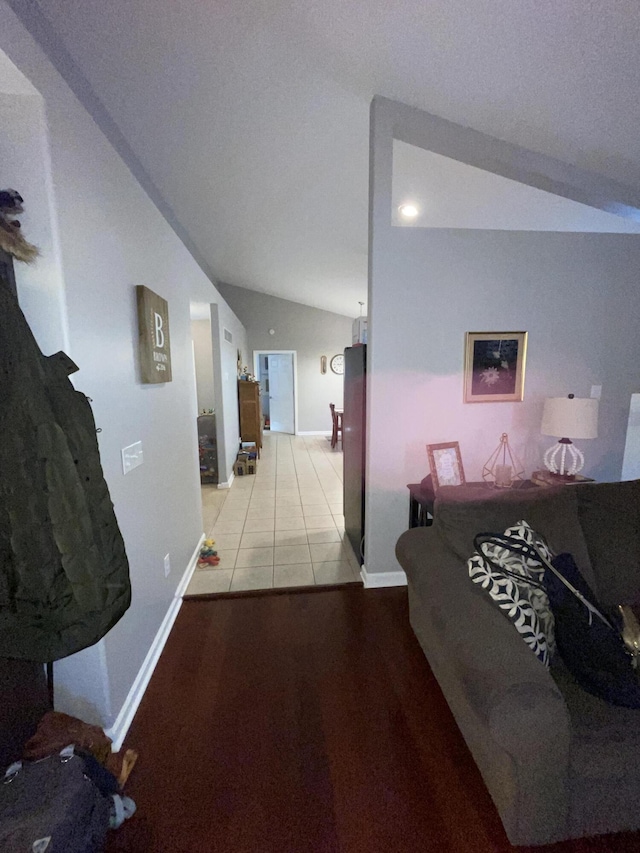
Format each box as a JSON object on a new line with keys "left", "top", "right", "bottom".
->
{"left": 482, "top": 433, "right": 525, "bottom": 488}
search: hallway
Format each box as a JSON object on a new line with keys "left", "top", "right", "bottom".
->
{"left": 185, "top": 432, "right": 362, "bottom": 595}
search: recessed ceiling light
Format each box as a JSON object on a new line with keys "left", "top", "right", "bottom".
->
{"left": 398, "top": 203, "right": 419, "bottom": 219}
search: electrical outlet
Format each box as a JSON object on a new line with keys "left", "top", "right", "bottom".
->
{"left": 164, "top": 553, "right": 171, "bottom": 577}
{"left": 122, "top": 441, "right": 143, "bottom": 475}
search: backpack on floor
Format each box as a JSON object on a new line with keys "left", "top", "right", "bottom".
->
{"left": 0, "top": 746, "right": 111, "bottom": 853}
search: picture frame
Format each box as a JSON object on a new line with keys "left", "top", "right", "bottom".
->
{"left": 426, "top": 442, "right": 466, "bottom": 489}
{"left": 464, "top": 331, "right": 527, "bottom": 403}
{"left": 136, "top": 285, "right": 172, "bottom": 383}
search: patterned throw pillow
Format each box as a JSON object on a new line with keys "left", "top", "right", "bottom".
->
{"left": 467, "top": 520, "right": 556, "bottom": 666}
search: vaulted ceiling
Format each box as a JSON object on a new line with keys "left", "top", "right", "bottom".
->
{"left": 24, "top": 0, "right": 640, "bottom": 316}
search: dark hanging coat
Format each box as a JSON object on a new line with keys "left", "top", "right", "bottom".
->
{"left": 0, "top": 283, "right": 131, "bottom": 662}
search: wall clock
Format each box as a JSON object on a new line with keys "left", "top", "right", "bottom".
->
{"left": 330, "top": 354, "right": 344, "bottom": 375}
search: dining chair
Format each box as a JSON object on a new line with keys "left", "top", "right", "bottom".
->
{"left": 329, "top": 402, "right": 343, "bottom": 449}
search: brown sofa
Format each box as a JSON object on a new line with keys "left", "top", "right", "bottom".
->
{"left": 396, "top": 479, "right": 640, "bottom": 846}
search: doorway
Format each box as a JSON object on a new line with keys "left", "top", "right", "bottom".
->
{"left": 254, "top": 351, "right": 297, "bottom": 435}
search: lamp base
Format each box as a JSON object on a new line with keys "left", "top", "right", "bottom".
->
{"left": 544, "top": 438, "right": 584, "bottom": 476}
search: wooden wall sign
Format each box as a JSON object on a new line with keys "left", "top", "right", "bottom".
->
{"left": 136, "top": 285, "right": 172, "bottom": 383}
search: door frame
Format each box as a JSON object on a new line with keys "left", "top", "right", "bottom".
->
{"left": 253, "top": 350, "right": 298, "bottom": 435}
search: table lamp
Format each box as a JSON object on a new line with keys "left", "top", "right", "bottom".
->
{"left": 541, "top": 394, "right": 598, "bottom": 477}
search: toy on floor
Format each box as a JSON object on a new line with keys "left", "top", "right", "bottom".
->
{"left": 197, "top": 538, "right": 220, "bottom": 567}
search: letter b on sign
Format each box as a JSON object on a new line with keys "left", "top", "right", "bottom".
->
{"left": 154, "top": 312, "right": 165, "bottom": 349}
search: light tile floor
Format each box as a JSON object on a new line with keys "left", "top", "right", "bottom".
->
{"left": 185, "top": 432, "right": 363, "bottom": 595}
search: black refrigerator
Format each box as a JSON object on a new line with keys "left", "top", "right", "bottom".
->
{"left": 343, "top": 345, "right": 366, "bottom": 565}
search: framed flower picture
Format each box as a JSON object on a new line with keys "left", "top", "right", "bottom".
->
{"left": 464, "top": 331, "right": 527, "bottom": 403}
{"left": 426, "top": 442, "right": 466, "bottom": 489}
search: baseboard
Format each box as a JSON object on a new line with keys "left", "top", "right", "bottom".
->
{"left": 175, "top": 534, "right": 205, "bottom": 598}
{"left": 360, "top": 564, "right": 407, "bottom": 588}
{"left": 217, "top": 472, "right": 235, "bottom": 489}
{"left": 296, "top": 430, "right": 332, "bottom": 436}
{"left": 105, "top": 533, "right": 205, "bottom": 751}
{"left": 184, "top": 580, "right": 362, "bottom": 601}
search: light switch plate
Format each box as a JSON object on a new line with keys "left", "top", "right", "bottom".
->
{"left": 122, "top": 441, "right": 143, "bottom": 475}
{"left": 590, "top": 385, "right": 602, "bottom": 400}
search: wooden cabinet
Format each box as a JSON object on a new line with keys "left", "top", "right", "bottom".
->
{"left": 238, "top": 380, "right": 262, "bottom": 454}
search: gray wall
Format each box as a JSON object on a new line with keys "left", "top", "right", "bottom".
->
{"left": 191, "top": 319, "right": 215, "bottom": 413}
{"left": 622, "top": 394, "right": 640, "bottom": 481}
{"left": 217, "top": 283, "right": 352, "bottom": 433}
{"left": 211, "top": 301, "right": 249, "bottom": 484}
{"left": 367, "top": 96, "right": 640, "bottom": 578}
{"left": 0, "top": 11, "right": 246, "bottom": 735}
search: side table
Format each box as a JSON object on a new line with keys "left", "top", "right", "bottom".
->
{"left": 407, "top": 476, "right": 541, "bottom": 529}
{"left": 407, "top": 478, "right": 436, "bottom": 529}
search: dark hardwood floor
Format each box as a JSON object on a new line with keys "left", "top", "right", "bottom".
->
{"left": 106, "top": 588, "right": 640, "bottom": 853}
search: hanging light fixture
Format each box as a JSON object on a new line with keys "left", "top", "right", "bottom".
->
{"left": 483, "top": 433, "right": 525, "bottom": 488}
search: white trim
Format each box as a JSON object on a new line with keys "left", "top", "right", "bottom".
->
{"left": 253, "top": 349, "right": 298, "bottom": 435}
{"left": 105, "top": 534, "right": 205, "bottom": 750}
{"left": 360, "top": 564, "right": 407, "bottom": 588}
{"left": 296, "top": 430, "right": 332, "bottom": 436}
{"left": 217, "top": 472, "right": 234, "bottom": 489}
{"left": 175, "top": 534, "right": 205, "bottom": 598}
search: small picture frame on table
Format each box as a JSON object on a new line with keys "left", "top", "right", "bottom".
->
{"left": 426, "top": 442, "right": 466, "bottom": 489}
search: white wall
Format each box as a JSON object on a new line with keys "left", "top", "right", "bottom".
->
{"left": 367, "top": 97, "right": 640, "bottom": 579}
{"left": 191, "top": 319, "right": 215, "bottom": 413}
{"left": 217, "top": 282, "right": 352, "bottom": 432}
{"left": 0, "top": 7, "right": 246, "bottom": 732}
{"left": 211, "top": 301, "right": 248, "bottom": 484}
{"left": 622, "top": 394, "right": 640, "bottom": 481}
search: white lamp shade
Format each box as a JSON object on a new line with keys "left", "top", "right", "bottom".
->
{"left": 541, "top": 396, "right": 598, "bottom": 439}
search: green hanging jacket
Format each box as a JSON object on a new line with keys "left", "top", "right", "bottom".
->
{"left": 0, "top": 284, "right": 131, "bottom": 662}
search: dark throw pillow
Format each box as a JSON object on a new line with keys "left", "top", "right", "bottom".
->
{"left": 546, "top": 553, "right": 640, "bottom": 709}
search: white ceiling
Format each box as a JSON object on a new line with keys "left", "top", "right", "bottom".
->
{"left": 26, "top": 0, "right": 640, "bottom": 316}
